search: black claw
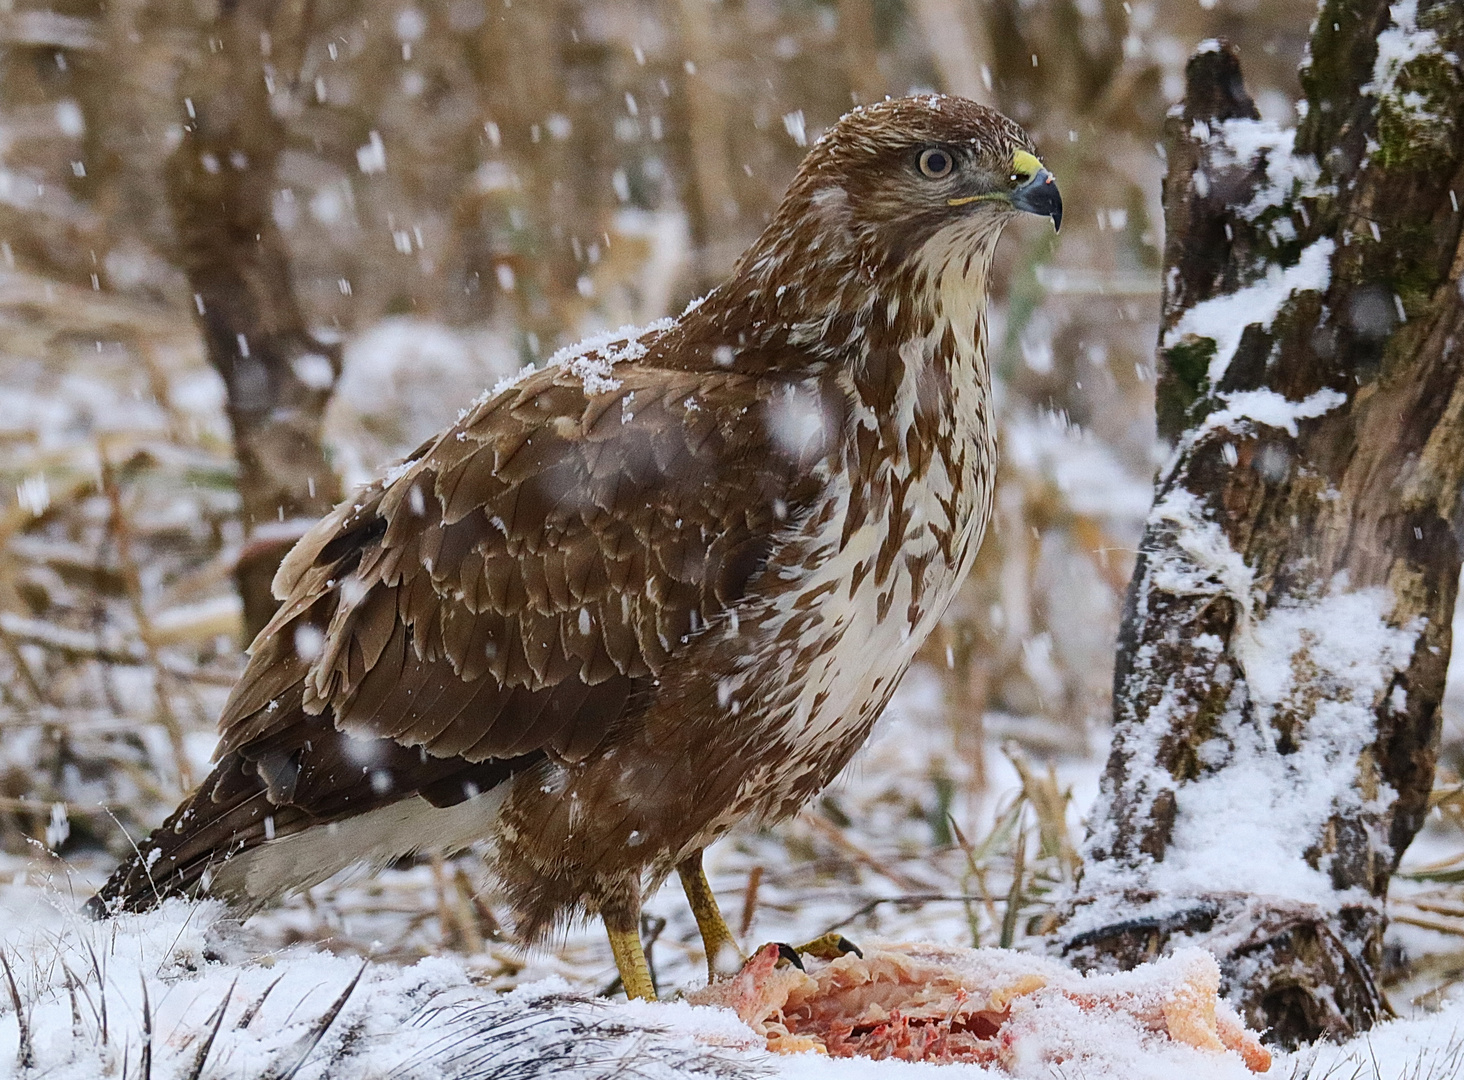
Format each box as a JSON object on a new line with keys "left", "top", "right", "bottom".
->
{"left": 774, "top": 943, "right": 805, "bottom": 970}
{"left": 836, "top": 936, "right": 863, "bottom": 959}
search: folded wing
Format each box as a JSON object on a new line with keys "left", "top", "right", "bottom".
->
{"left": 91, "top": 334, "right": 839, "bottom": 912}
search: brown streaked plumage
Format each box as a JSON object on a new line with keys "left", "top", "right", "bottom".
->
{"left": 90, "top": 95, "right": 1060, "bottom": 996}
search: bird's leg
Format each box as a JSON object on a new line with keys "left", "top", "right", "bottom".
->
{"left": 602, "top": 896, "right": 656, "bottom": 1001}
{"left": 676, "top": 852, "right": 745, "bottom": 980}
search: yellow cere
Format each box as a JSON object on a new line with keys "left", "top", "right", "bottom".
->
{"left": 1011, "top": 150, "right": 1043, "bottom": 184}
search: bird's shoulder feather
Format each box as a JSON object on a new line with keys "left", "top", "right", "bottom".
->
{"left": 215, "top": 338, "right": 843, "bottom": 788}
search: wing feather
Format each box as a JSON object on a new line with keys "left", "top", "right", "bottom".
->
{"left": 208, "top": 337, "right": 839, "bottom": 832}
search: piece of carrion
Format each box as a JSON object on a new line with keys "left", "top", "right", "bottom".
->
{"left": 690, "top": 940, "right": 1271, "bottom": 1072}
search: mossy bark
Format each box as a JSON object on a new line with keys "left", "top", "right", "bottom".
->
{"left": 1063, "top": 4, "right": 1464, "bottom": 1047}
{"left": 166, "top": 0, "right": 342, "bottom": 642}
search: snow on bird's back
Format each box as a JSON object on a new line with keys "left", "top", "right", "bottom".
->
{"left": 447, "top": 317, "right": 679, "bottom": 429}
{"left": 544, "top": 318, "right": 678, "bottom": 397}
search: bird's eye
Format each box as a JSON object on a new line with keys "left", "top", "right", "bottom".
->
{"left": 918, "top": 147, "right": 954, "bottom": 179}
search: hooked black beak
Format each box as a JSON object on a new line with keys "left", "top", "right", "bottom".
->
{"left": 1012, "top": 167, "right": 1062, "bottom": 232}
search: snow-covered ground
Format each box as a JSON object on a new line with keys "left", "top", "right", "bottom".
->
{"left": 7, "top": 845, "right": 1464, "bottom": 1079}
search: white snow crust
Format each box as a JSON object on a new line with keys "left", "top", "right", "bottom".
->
{"left": 1163, "top": 238, "right": 1333, "bottom": 384}
{"left": 1200, "top": 387, "right": 1346, "bottom": 438}
{"left": 534, "top": 316, "right": 677, "bottom": 398}
{"left": 1208, "top": 118, "right": 1325, "bottom": 225}
{"left": 5, "top": 894, "right": 1464, "bottom": 1080}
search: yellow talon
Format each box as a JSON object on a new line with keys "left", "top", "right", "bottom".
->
{"left": 792, "top": 932, "right": 864, "bottom": 961}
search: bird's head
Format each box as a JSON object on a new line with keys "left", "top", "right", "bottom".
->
{"left": 735, "top": 95, "right": 1060, "bottom": 291}
{"left": 670, "top": 95, "right": 1059, "bottom": 374}
{"left": 813, "top": 95, "right": 1060, "bottom": 235}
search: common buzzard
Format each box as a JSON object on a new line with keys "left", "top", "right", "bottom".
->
{"left": 91, "top": 94, "right": 1061, "bottom": 1000}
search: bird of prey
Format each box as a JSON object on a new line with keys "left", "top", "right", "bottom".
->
{"left": 90, "top": 94, "right": 1061, "bottom": 1000}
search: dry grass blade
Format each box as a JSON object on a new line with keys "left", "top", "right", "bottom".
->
{"left": 1389, "top": 909, "right": 1464, "bottom": 937}
{"left": 739, "top": 866, "right": 763, "bottom": 938}
{"left": 182, "top": 979, "right": 235, "bottom": 1080}
{"left": 816, "top": 894, "right": 975, "bottom": 938}
{"left": 999, "top": 807, "right": 1027, "bottom": 949}
{"left": 65, "top": 968, "right": 81, "bottom": 1039}
{"left": 1398, "top": 855, "right": 1464, "bottom": 884}
{"left": 138, "top": 973, "right": 153, "bottom": 1080}
{"left": 0, "top": 616, "right": 49, "bottom": 705}
{"left": 455, "top": 865, "right": 505, "bottom": 943}
{"left": 391, "top": 994, "right": 757, "bottom": 1080}
{"left": 267, "top": 958, "right": 369, "bottom": 1080}
{"left": 1005, "top": 746, "right": 1078, "bottom": 881}
{"left": 1400, "top": 897, "right": 1464, "bottom": 919}
{"left": 960, "top": 794, "right": 1025, "bottom": 867}
{"left": 0, "top": 611, "right": 237, "bottom": 684}
{"left": 0, "top": 797, "right": 57, "bottom": 818}
{"left": 236, "top": 972, "right": 286, "bottom": 1030}
{"left": 80, "top": 933, "right": 109, "bottom": 1047}
{"left": 1287, "top": 1033, "right": 1464, "bottom": 1080}
{"left": 0, "top": 948, "right": 35, "bottom": 1071}
{"left": 431, "top": 853, "right": 456, "bottom": 950}
{"left": 1429, "top": 782, "right": 1464, "bottom": 810}
{"left": 952, "top": 794, "right": 1025, "bottom": 936}
{"left": 799, "top": 808, "right": 928, "bottom": 891}
{"left": 431, "top": 855, "right": 487, "bottom": 953}
{"left": 100, "top": 453, "right": 193, "bottom": 789}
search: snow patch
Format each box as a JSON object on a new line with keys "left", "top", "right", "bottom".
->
{"left": 0, "top": 897, "right": 754, "bottom": 1080}
{"left": 1363, "top": 0, "right": 1458, "bottom": 138}
{"left": 1163, "top": 238, "right": 1334, "bottom": 384}
{"left": 477, "top": 318, "right": 677, "bottom": 406}
{"left": 1200, "top": 387, "right": 1346, "bottom": 437}
{"left": 7, "top": 887, "right": 1464, "bottom": 1080}
{"left": 1209, "top": 118, "right": 1325, "bottom": 222}
{"left": 1088, "top": 484, "right": 1419, "bottom": 909}
{"left": 1147, "top": 488, "right": 1256, "bottom": 617}
{"left": 1143, "top": 586, "right": 1415, "bottom": 903}
{"left": 545, "top": 319, "right": 676, "bottom": 395}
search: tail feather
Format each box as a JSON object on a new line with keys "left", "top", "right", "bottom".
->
{"left": 85, "top": 756, "right": 310, "bottom": 917}
{"left": 86, "top": 736, "right": 542, "bottom": 918}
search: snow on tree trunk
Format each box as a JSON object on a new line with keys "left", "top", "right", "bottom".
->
{"left": 166, "top": 0, "right": 343, "bottom": 642}
{"left": 1061, "top": 3, "right": 1464, "bottom": 1048}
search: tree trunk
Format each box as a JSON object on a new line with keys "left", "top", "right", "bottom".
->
{"left": 167, "top": 0, "right": 342, "bottom": 642}
{"left": 1061, "top": 1, "right": 1464, "bottom": 1048}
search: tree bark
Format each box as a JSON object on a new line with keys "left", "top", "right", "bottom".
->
{"left": 166, "top": 0, "right": 342, "bottom": 641}
{"left": 1062, "top": 1, "right": 1464, "bottom": 1048}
